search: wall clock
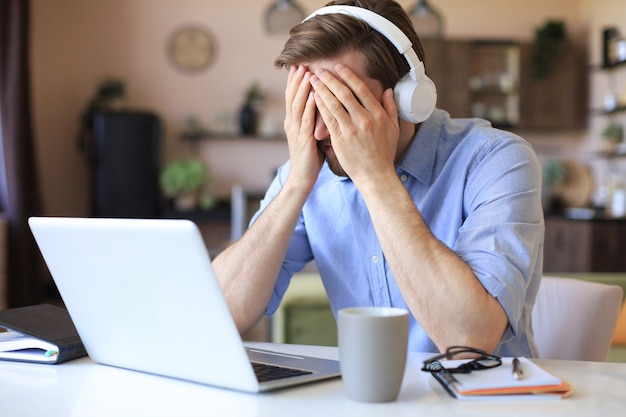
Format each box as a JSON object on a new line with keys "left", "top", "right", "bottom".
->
{"left": 168, "top": 25, "right": 216, "bottom": 72}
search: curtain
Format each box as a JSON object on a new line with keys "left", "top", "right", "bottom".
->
{"left": 0, "top": 0, "right": 45, "bottom": 307}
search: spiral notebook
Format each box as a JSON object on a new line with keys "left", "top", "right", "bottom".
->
{"left": 429, "top": 357, "right": 571, "bottom": 401}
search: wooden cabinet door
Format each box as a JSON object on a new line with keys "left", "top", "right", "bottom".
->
{"left": 518, "top": 41, "right": 587, "bottom": 129}
{"left": 588, "top": 221, "right": 626, "bottom": 272}
{"left": 421, "top": 39, "right": 471, "bottom": 118}
{"left": 544, "top": 217, "right": 626, "bottom": 272}
{"left": 544, "top": 217, "right": 593, "bottom": 272}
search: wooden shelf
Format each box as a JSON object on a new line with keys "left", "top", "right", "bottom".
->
{"left": 601, "top": 59, "right": 626, "bottom": 70}
{"left": 592, "top": 148, "right": 626, "bottom": 159}
{"left": 181, "top": 133, "right": 287, "bottom": 142}
{"left": 591, "top": 105, "right": 626, "bottom": 117}
{"left": 605, "top": 105, "right": 626, "bottom": 115}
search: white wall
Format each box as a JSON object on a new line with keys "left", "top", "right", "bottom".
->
{"left": 32, "top": 0, "right": 601, "bottom": 214}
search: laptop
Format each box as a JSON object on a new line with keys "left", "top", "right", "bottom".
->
{"left": 28, "top": 217, "right": 340, "bottom": 392}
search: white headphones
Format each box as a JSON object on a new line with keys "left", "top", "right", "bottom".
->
{"left": 303, "top": 5, "right": 437, "bottom": 123}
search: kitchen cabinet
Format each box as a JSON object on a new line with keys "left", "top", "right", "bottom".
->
{"left": 518, "top": 41, "right": 587, "bottom": 129}
{"left": 420, "top": 39, "right": 471, "bottom": 119}
{"left": 543, "top": 215, "right": 626, "bottom": 272}
{"left": 421, "top": 39, "right": 586, "bottom": 130}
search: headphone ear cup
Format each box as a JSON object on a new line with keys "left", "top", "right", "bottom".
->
{"left": 393, "top": 73, "right": 437, "bottom": 123}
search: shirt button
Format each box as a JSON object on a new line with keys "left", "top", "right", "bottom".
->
{"left": 400, "top": 174, "right": 408, "bottom": 182}
{"left": 371, "top": 255, "right": 379, "bottom": 263}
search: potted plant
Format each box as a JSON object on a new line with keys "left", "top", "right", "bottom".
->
{"left": 542, "top": 158, "right": 566, "bottom": 213}
{"left": 532, "top": 20, "right": 567, "bottom": 80}
{"left": 602, "top": 122, "right": 624, "bottom": 143}
{"left": 159, "top": 160, "right": 210, "bottom": 210}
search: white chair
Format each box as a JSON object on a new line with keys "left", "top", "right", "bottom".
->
{"left": 532, "top": 276, "right": 623, "bottom": 361}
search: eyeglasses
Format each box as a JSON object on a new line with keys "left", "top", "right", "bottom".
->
{"left": 421, "top": 345, "right": 502, "bottom": 374}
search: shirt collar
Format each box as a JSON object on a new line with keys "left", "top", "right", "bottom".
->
{"left": 397, "top": 108, "right": 444, "bottom": 185}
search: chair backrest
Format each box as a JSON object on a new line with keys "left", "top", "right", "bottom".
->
{"left": 532, "top": 276, "right": 624, "bottom": 361}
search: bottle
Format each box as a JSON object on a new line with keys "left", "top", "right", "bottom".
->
{"left": 606, "top": 164, "right": 626, "bottom": 218}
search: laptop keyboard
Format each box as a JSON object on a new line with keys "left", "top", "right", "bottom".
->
{"left": 252, "top": 362, "right": 313, "bottom": 382}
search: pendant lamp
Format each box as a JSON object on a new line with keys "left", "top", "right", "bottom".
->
{"left": 264, "top": 0, "right": 306, "bottom": 34}
{"left": 408, "top": 0, "right": 444, "bottom": 39}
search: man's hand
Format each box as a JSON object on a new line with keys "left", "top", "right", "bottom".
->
{"left": 310, "top": 63, "right": 400, "bottom": 187}
{"left": 284, "top": 65, "right": 325, "bottom": 190}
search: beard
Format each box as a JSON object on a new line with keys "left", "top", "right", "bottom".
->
{"left": 317, "top": 139, "right": 348, "bottom": 178}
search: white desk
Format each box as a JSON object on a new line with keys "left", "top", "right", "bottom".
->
{"left": 2, "top": 342, "right": 625, "bottom": 416}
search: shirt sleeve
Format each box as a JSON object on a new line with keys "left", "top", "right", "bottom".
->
{"left": 454, "top": 133, "right": 544, "bottom": 339}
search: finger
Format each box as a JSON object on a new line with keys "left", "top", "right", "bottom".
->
{"left": 285, "top": 65, "right": 298, "bottom": 104}
{"left": 301, "top": 91, "right": 316, "bottom": 134}
{"left": 335, "top": 64, "right": 384, "bottom": 116}
{"left": 314, "top": 66, "right": 370, "bottom": 118}
{"left": 293, "top": 72, "right": 312, "bottom": 119}
{"left": 312, "top": 69, "right": 357, "bottom": 116}
{"left": 312, "top": 88, "right": 341, "bottom": 137}
{"left": 285, "top": 66, "right": 307, "bottom": 109}
{"left": 285, "top": 67, "right": 313, "bottom": 133}
{"left": 381, "top": 87, "right": 398, "bottom": 122}
{"left": 310, "top": 72, "right": 351, "bottom": 131}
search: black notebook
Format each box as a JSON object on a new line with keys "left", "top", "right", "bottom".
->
{"left": 0, "top": 304, "right": 86, "bottom": 364}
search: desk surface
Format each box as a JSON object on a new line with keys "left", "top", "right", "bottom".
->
{"left": 2, "top": 342, "right": 625, "bottom": 416}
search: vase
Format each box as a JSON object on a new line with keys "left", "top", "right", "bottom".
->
{"left": 239, "top": 103, "right": 257, "bottom": 136}
{"left": 174, "top": 193, "right": 197, "bottom": 211}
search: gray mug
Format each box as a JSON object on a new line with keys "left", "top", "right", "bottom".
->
{"left": 338, "top": 307, "right": 409, "bottom": 402}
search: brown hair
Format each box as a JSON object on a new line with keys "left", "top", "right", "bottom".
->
{"left": 274, "top": 0, "right": 425, "bottom": 90}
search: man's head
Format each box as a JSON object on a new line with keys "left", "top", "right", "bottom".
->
{"left": 274, "top": 0, "right": 425, "bottom": 96}
{"left": 275, "top": 0, "right": 434, "bottom": 177}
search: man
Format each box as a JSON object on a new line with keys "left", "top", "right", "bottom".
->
{"left": 213, "top": 0, "right": 543, "bottom": 357}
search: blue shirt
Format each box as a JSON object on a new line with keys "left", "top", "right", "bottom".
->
{"left": 253, "top": 109, "right": 544, "bottom": 357}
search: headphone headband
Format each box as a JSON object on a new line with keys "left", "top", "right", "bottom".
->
{"left": 305, "top": 6, "right": 411, "bottom": 54}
